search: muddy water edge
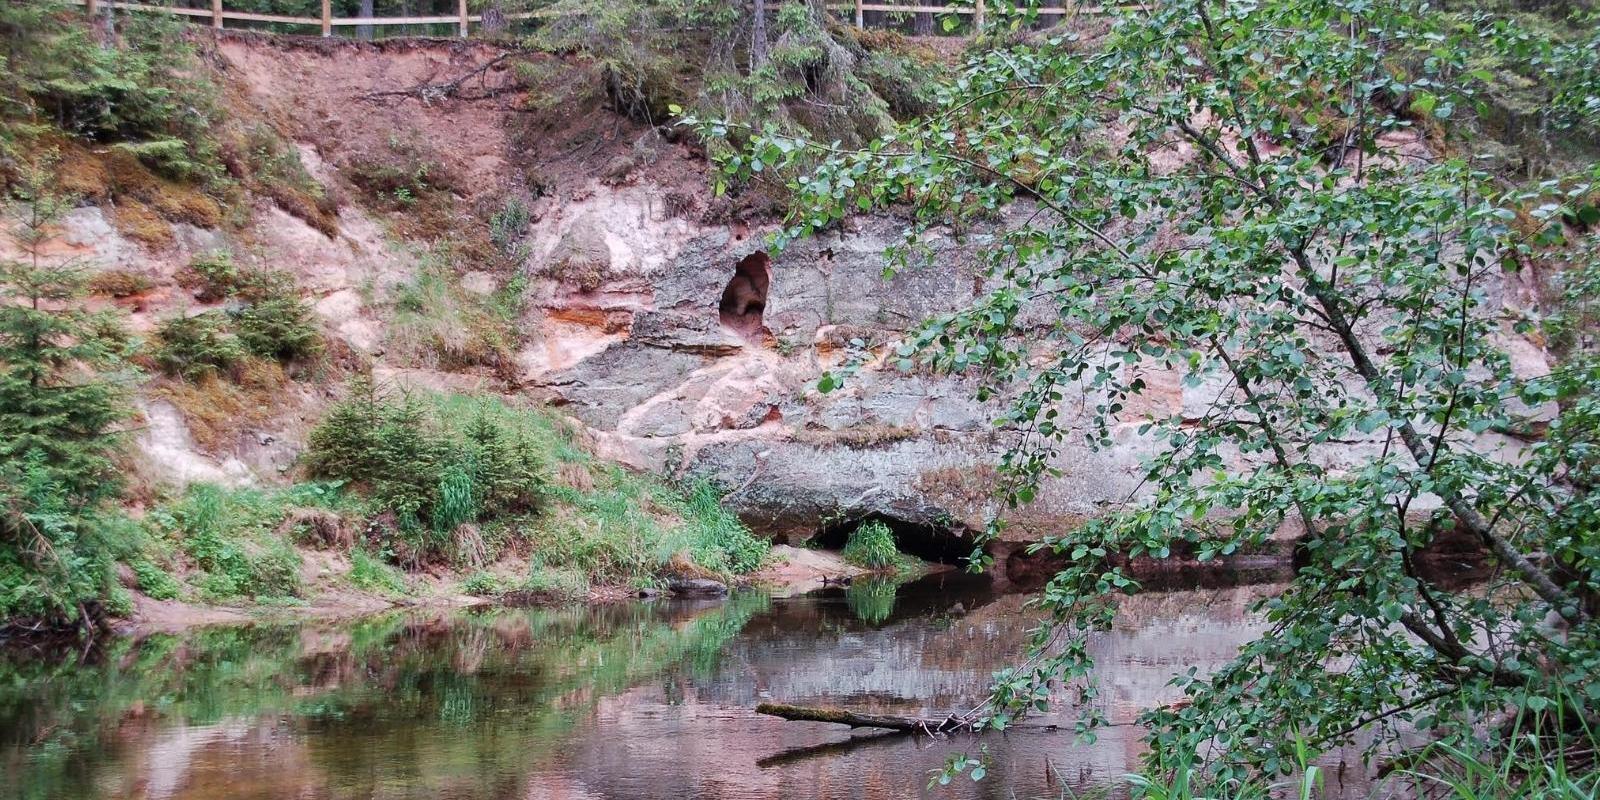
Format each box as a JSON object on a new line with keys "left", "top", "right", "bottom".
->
{"left": 0, "top": 570, "right": 1379, "bottom": 800}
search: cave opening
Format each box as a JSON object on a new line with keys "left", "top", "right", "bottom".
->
{"left": 811, "top": 514, "right": 974, "bottom": 566}
{"left": 718, "top": 252, "right": 770, "bottom": 338}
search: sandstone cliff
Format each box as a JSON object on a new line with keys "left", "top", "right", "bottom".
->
{"left": 29, "top": 33, "right": 1555, "bottom": 568}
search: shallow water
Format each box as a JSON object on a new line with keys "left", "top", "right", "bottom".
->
{"left": 0, "top": 572, "right": 1366, "bottom": 800}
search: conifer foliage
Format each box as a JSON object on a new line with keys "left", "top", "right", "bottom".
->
{"left": 0, "top": 161, "right": 134, "bottom": 629}
{"left": 305, "top": 377, "right": 547, "bottom": 564}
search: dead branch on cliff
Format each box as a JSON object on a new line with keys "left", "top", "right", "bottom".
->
{"left": 358, "top": 52, "right": 520, "bottom": 105}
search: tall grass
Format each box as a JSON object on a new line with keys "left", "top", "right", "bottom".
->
{"left": 434, "top": 392, "right": 768, "bottom": 587}
{"left": 1126, "top": 712, "right": 1599, "bottom": 800}
{"left": 384, "top": 249, "right": 512, "bottom": 370}
{"left": 658, "top": 479, "right": 769, "bottom": 576}
{"left": 1395, "top": 690, "right": 1599, "bottom": 800}
{"left": 141, "top": 481, "right": 355, "bottom": 602}
{"left": 531, "top": 468, "right": 768, "bottom": 587}
{"left": 135, "top": 386, "right": 768, "bottom": 605}
{"left": 1127, "top": 742, "right": 1321, "bottom": 800}
{"left": 348, "top": 550, "right": 407, "bottom": 596}
{"left": 842, "top": 520, "right": 901, "bottom": 570}
{"left": 1400, "top": 741, "right": 1599, "bottom": 799}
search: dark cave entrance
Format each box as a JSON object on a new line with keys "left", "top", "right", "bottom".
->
{"left": 718, "top": 252, "right": 770, "bottom": 338}
{"left": 812, "top": 514, "right": 974, "bottom": 567}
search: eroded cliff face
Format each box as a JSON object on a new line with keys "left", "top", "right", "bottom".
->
{"left": 513, "top": 154, "right": 1558, "bottom": 555}
{"left": 516, "top": 192, "right": 1163, "bottom": 548}
{"left": 31, "top": 35, "right": 1552, "bottom": 556}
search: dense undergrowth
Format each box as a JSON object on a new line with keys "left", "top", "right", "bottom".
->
{"left": 0, "top": 2, "right": 785, "bottom": 629}
{"left": 523, "top": 0, "right": 947, "bottom": 207}
{"left": 85, "top": 384, "right": 769, "bottom": 614}
{"left": 1, "top": 3, "right": 339, "bottom": 243}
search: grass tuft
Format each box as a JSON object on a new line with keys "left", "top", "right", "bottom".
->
{"left": 348, "top": 550, "right": 407, "bottom": 596}
{"left": 841, "top": 520, "right": 901, "bottom": 570}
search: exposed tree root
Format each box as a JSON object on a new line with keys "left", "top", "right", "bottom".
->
{"left": 358, "top": 52, "right": 520, "bottom": 105}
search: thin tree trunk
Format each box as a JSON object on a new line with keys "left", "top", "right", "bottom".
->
{"left": 358, "top": 0, "right": 374, "bottom": 40}
{"left": 914, "top": 0, "right": 936, "bottom": 36}
{"left": 752, "top": 0, "right": 770, "bottom": 67}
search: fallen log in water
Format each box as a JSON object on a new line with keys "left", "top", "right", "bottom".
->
{"left": 755, "top": 702, "right": 974, "bottom": 733}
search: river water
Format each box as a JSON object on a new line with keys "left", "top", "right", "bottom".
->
{"left": 0, "top": 572, "right": 1368, "bottom": 800}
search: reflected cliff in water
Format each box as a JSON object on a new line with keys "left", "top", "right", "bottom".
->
{"left": 0, "top": 572, "right": 1366, "bottom": 800}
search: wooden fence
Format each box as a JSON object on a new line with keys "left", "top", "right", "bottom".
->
{"left": 71, "top": 0, "right": 559, "bottom": 37}
{"left": 70, "top": 0, "right": 1127, "bottom": 37}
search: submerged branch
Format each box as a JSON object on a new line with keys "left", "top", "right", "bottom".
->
{"left": 755, "top": 702, "right": 974, "bottom": 734}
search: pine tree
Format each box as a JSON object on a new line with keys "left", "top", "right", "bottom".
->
{"left": 0, "top": 156, "right": 133, "bottom": 628}
{"left": 304, "top": 373, "right": 385, "bottom": 483}
{"left": 0, "top": 157, "right": 129, "bottom": 504}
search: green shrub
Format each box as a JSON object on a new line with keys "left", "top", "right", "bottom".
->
{"left": 160, "top": 484, "right": 303, "bottom": 600}
{"left": 181, "top": 251, "right": 242, "bottom": 303}
{"left": 307, "top": 381, "right": 767, "bottom": 585}
{"left": 105, "top": 584, "right": 135, "bottom": 618}
{"left": 168, "top": 253, "right": 320, "bottom": 368}
{"left": 194, "top": 570, "right": 241, "bottom": 600}
{"left": 841, "top": 521, "right": 899, "bottom": 570}
{"left": 150, "top": 311, "right": 245, "bottom": 380}
{"left": 246, "top": 540, "right": 302, "bottom": 598}
{"left": 131, "top": 560, "right": 182, "bottom": 601}
{"left": 306, "top": 379, "right": 547, "bottom": 564}
{"left": 348, "top": 550, "right": 407, "bottom": 596}
{"left": 234, "top": 293, "right": 320, "bottom": 361}
{"left": 0, "top": 466, "right": 131, "bottom": 623}
{"left": 459, "top": 571, "right": 501, "bottom": 596}
{"left": 520, "top": 566, "right": 590, "bottom": 599}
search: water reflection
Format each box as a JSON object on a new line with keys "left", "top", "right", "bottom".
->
{"left": 0, "top": 574, "right": 1362, "bottom": 800}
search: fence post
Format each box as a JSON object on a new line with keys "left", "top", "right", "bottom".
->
{"left": 211, "top": 0, "right": 223, "bottom": 28}
{"left": 458, "top": 0, "right": 468, "bottom": 37}
{"left": 85, "top": 0, "right": 97, "bottom": 16}
{"left": 853, "top": 0, "right": 863, "bottom": 27}
{"left": 974, "top": 0, "right": 985, "bottom": 29}
{"left": 321, "top": 0, "right": 331, "bottom": 36}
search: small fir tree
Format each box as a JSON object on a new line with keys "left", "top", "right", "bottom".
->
{"left": 0, "top": 157, "right": 133, "bottom": 628}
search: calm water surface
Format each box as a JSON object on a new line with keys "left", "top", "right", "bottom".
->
{"left": 0, "top": 572, "right": 1363, "bottom": 800}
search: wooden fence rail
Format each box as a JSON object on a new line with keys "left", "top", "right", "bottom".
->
{"left": 71, "top": 0, "right": 1131, "bottom": 37}
{"left": 74, "top": 0, "right": 566, "bottom": 36}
